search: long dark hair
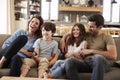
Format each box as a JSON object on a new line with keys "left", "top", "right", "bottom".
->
{"left": 26, "top": 15, "right": 44, "bottom": 38}
{"left": 66, "top": 23, "right": 86, "bottom": 47}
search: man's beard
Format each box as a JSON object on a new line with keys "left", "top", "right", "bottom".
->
{"left": 87, "top": 30, "right": 98, "bottom": 37}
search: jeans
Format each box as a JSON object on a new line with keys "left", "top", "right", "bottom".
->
{"left": 65, "top": 54, "right": 110, "bottom": 80}
{"left": 49, "top": 60, "right": 65, "bottom": 78}
{"left": 0, "top": 35, "right": 28, "bottom": 68}
{"left": 9, "top": 54, "right": 22, "bottom": 76}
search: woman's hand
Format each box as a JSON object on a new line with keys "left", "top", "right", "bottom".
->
{"left": 65, "top": 52, "right": 73, "bottom": 58}
{"left": 26, "top": 51, "right": 35, "bottom": 57}
{"left": 19, "top": 49, "right": 35, "bottom": 57}
{"left": 81, "top": 49, "right": 93, "bottom": 56}
{"left": 73, "top": 53, "right": 83, "bottom": 59}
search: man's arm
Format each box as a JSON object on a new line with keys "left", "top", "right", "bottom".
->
{"left": 81, "top": 45, "right": 117, "bottom": 60}
{"left": 59, "top": 33, "right": 70, "bottom": 53}
{"left": 93, "top": 45, "right": 117, "bottom": 60}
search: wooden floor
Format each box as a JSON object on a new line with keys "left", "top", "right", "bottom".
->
{"left": 0, "top": 76, "right": 67, "bottom": 80}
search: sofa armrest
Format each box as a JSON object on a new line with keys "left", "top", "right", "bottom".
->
{"left": 0, "top": 34, "right": 11, "bottom": 52}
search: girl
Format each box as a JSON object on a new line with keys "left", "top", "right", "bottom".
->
{"left": 44, "top": 23, "right": 87, "bottom": 78}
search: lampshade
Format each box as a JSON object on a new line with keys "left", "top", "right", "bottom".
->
{"left": 111, "top": 0, "right": 117, "bottom": 4}
{"left": 46, "top": 0, "right": 51, "bottom": 2}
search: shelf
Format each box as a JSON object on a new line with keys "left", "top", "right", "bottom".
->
{"left": 29, "top": 4, "right": 40, "bottom": 7}
{"left": 28, "top": 0, "right": 41, "bottom": 18}
{"left": 15, "top": 5, "right": 25, "bottom": 9}
{"left": 59, "top": 6, "right": 103, "bottom": 12}
{"left": 29, "top": 10, "right": 40, "bottom": 13}
{"left": 34, "top": 0, "right": 40, "bottom": 2}
{"left": 21, "top": 0, "right": 27, "bottom": 1}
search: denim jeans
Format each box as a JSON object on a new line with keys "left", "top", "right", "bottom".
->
{"left": 9, "top": 54, "right": 22, "bottom": 76}
{"left": 65, "top": 54, "right": 110, "bottom": 80}
{"left": 0, "top": 35, "right": 28, "bottom": 68}
{"left": 49, "top": 60, "right": 65, "bottom": 78}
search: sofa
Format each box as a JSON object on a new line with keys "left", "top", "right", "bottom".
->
{"left": 0, "top": 34, "right": 120, "bottom": 80}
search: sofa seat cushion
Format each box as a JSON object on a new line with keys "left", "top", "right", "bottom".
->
{"left": 0, "top": 67, "right": 120, "bottom": 80}
{"left": 0, "top": 69, "right": 9, "bottom": 77}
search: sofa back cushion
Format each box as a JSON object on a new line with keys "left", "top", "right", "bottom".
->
{"left": 0, "top": 34, "right": 11, "bottom": 52}
{"left": 0, "top": 35, "right": 61, "bottom": 52}
{"left": 0, "top": 34, "right": 119, "bottom": 61}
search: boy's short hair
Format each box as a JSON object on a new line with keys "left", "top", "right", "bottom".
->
{"left": 41, "top": 22, "right": 56, "bottom": 33}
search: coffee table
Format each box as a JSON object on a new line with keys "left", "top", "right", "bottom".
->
{"left": 0, "top": 76, "right": 67, "bottom": 80}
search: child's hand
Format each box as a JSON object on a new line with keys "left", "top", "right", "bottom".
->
{"left": 27, "top": 51, "right": 35, "bottom": 57}
{"left": 49, "top": 59, "right": 56, "bottom": 67}
{"left": 32, "top": 56, "right": 40, "bottom": 63}
{"left": 47, "top": 57, "right": 52, "bottom": 61}
{"left": 33, "top": 51, "right": 37, "bottom": 56}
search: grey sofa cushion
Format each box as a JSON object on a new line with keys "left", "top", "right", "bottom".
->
{"left": 0, "top": 34, "right": 10, "bottom": 52}
{"left": 114, "top": 60, "right": 120, "bottom": 67}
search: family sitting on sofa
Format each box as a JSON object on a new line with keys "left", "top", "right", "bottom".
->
{"left": 0, "top": 14, "right": 117, "bottom": 80}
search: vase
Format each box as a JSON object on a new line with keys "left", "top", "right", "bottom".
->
{"left": 88, "top": 0, "right": 94, "bottom": 7}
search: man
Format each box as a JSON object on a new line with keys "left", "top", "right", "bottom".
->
{"left": 60, "top": 14, "right": 117, "bottom": 80}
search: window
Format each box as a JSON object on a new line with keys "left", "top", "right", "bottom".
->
{"left": 103, "top": 0, "right": 111, "bottom": 22}
{"left": 111, "top": 0, "right": 120, "bottom": 22}
{"left": 103, "top": 0, "right": 120, "bottom": 22}
{"left": 41, "top": 0, "right": 59, "bottom": 20}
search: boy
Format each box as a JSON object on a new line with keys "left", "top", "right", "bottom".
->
{"left": 20, "top": 22, "right": 59, "bottom": 78}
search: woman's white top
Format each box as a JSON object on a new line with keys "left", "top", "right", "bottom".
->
{"left": 67, "top": 40, "right": 86, "bottom": 54}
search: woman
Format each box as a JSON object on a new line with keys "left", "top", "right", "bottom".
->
{"left": 0, "top": 15, "right": 44, "bottom": 76}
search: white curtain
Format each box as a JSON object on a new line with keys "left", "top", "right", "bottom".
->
{"left": 0, "top": 0, "right": 15, "bottom": 34}
{"left": 41, "top": 0, "right": 59, "bottom": 20}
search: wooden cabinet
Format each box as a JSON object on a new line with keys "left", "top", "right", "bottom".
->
{"left": 58, "top": 6, "right": 103, "bottom": 23}
{"left": 14, "top": 5, "right": 25, "bottom": 9}
{"left": 14, "top": 0, "right": 26, "bottom": 9}
{"left": 14, "top": 0, "right": 41, "bottom": 20}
